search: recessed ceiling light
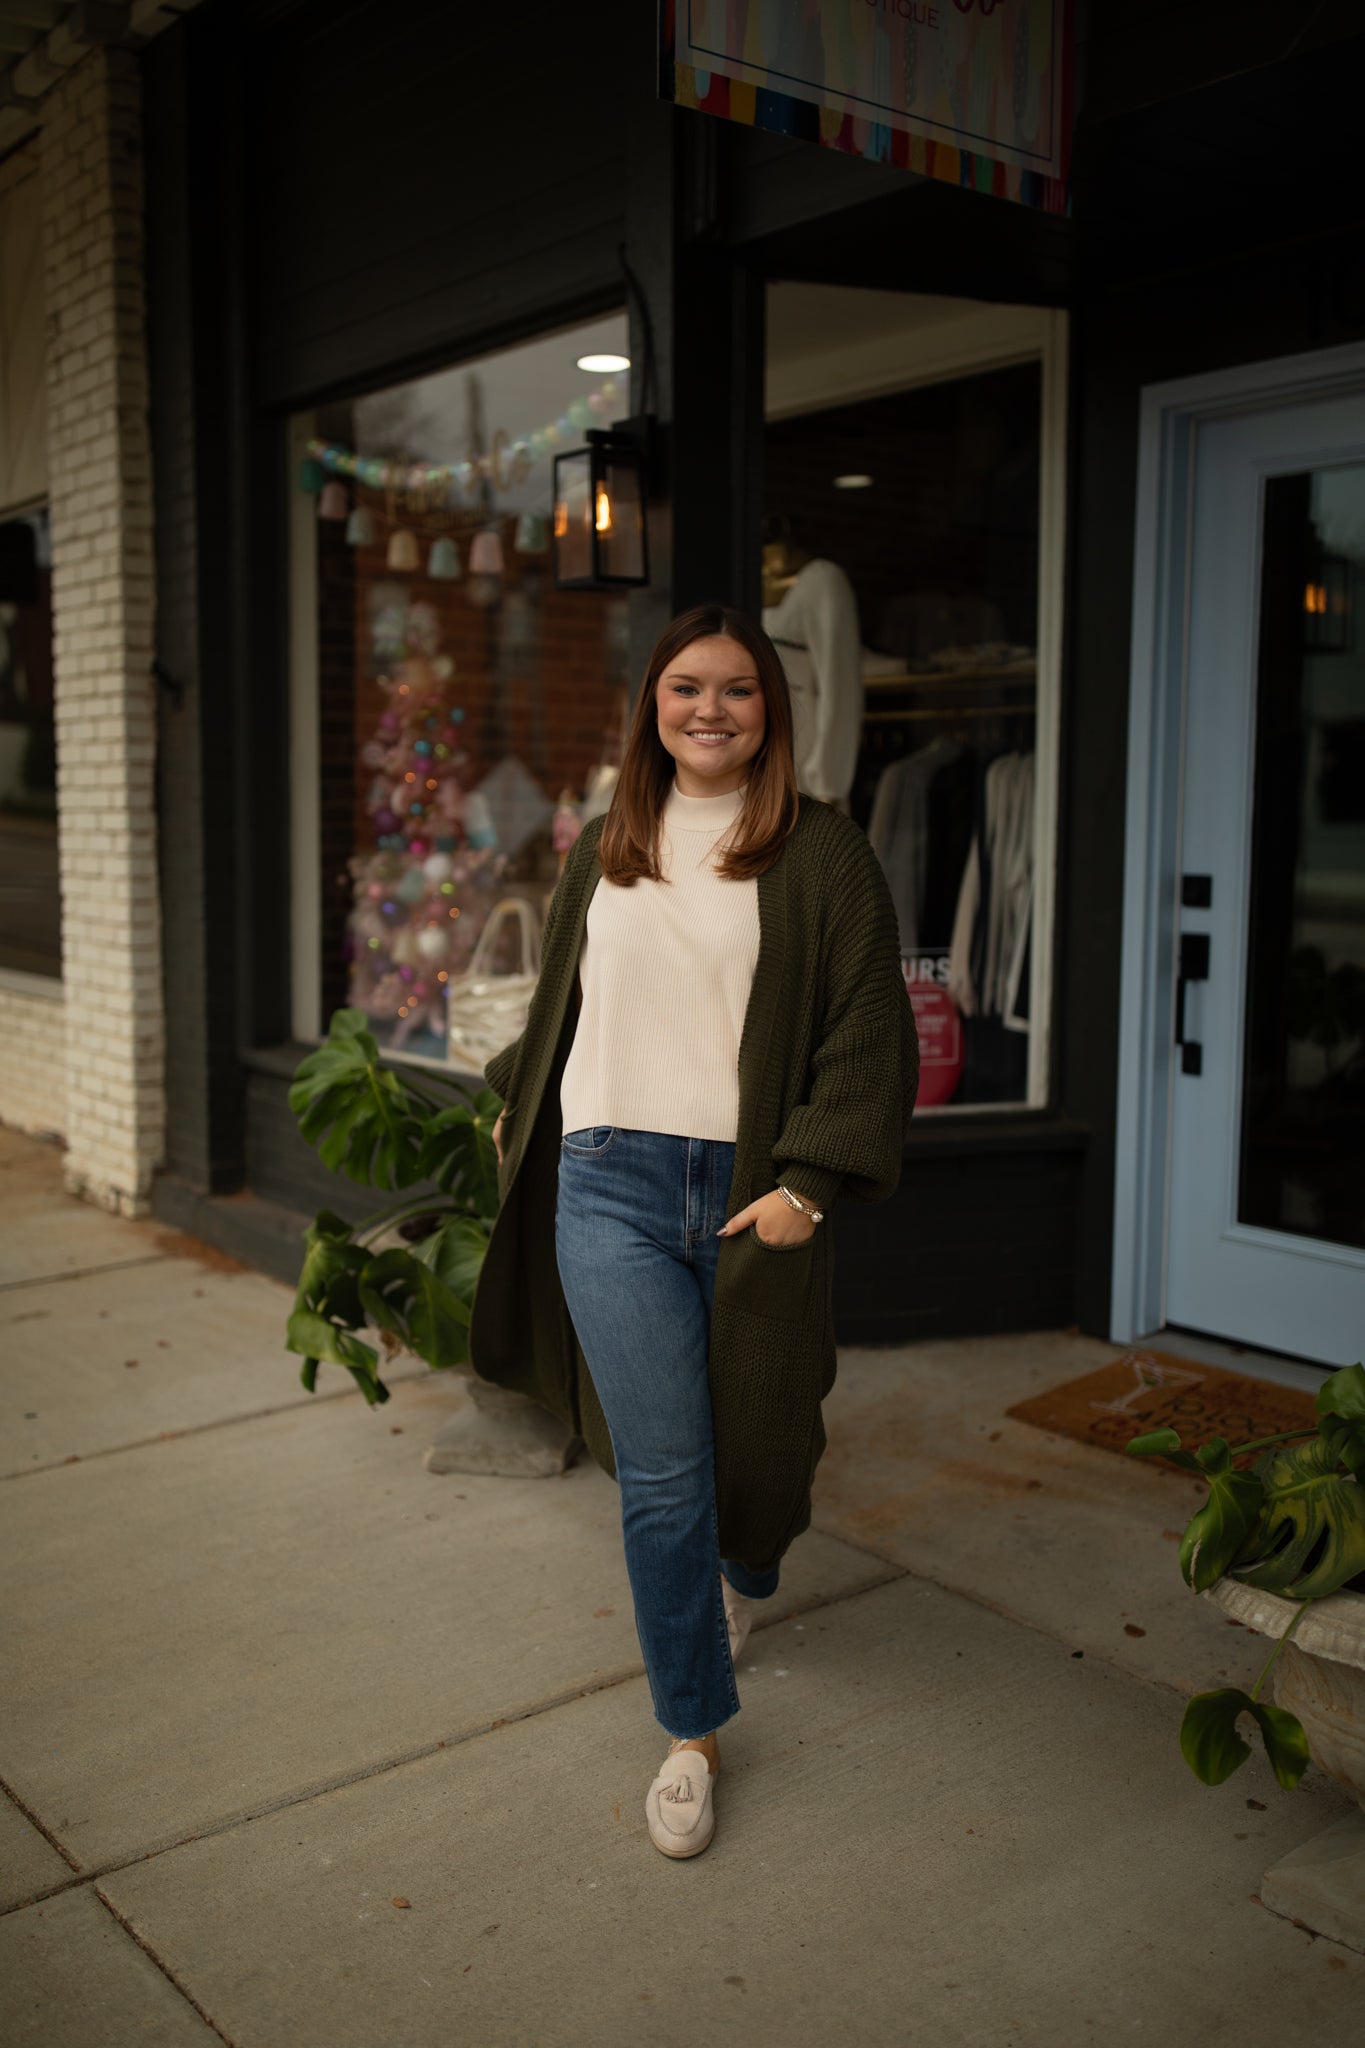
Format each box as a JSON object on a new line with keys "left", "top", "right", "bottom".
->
{"left": 577, "top": 353, "right": 631, "bottom": 372}
{"left": 833, "top": 474, "right": 874, "bottom": 489}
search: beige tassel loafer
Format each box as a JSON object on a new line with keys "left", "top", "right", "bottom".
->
{"left": 645, "top": 1745, "right": 717, "bottom": 1858}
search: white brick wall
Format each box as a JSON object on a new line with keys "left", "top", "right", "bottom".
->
{"left": 38, "top": 47, "right": 164, "bottom": 1218}
{"left": 0, "top": 982, "right": 66, "bottom": 1138}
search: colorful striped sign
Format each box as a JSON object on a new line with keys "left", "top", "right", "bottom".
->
{"left": 660, "top": 0, "right": 1071, "bottom": 215}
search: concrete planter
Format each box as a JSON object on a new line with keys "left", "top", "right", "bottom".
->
{"left": 1203, "top": 1576, "right": 1365, "bottom": 1953}
{"left": 423, "top": 1366, "right": 583, "bottom": 1479}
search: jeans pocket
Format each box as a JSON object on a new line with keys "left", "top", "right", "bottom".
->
{"left": 560, "top": 1125, "right": 620, "bottom": 1157}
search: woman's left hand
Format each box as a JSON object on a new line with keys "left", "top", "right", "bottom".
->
{"left": 718, "top": 1190, "right": 818, "bottom": 1247}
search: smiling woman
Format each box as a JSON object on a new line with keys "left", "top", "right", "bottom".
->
{"left": 654, "top": 635, "right": 767, "bottom": 794}
{"left": 596, "top": 604, "right": 800, "bottom": 886}
{"left": 476, "top": 599, "right": 919, "bottom": 1860}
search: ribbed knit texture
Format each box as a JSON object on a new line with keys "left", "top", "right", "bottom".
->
{"left": 472, "top": 793, "right": 919, "bottom": 1572}
{"left": 559, "top": 779, "right": 760, "bottom": 1141}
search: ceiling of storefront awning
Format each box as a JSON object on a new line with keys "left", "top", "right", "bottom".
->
{"left": 0, "top": 0, "right": 204, "bottom": 159}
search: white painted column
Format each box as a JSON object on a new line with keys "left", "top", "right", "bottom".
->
{"left": 42, "top": 47, "right": 164, "bottom": 1215}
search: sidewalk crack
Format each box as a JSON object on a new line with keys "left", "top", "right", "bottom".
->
{"left": 94, "top": 1888, "right": 241, "bottom": 2047}
{"left": 0, "top": 1254, "right": 173, "bottom": 1295}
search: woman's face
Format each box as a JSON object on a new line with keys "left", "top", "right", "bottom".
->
{"left": 655, "top": 633, "right": 767, "bottom": 798}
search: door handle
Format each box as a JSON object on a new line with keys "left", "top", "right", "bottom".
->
{"left": 1175, "top": 932, "right": 1210, "bottom": 1074}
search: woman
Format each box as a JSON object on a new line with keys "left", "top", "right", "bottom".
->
{"left": 469, "top": 603, "right": 918, "bottom": 1861}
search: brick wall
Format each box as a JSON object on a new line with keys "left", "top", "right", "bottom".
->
{"left": 0, "top": 982, "right": 65, "bottom": 1139}
{"left": 40, "top": 48, "right": 164, "bottom": 1216}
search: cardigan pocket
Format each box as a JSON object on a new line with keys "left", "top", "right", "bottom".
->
{"left": 748, "top": 1222, "right": 815, "bottom": 1254}
{"left": 721, "top": 1222, "right": 821, "bottom": 1325}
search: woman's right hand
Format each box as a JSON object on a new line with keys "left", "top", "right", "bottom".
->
{"left": 492, "top": 1109, "right": 507, "bottom": 1167}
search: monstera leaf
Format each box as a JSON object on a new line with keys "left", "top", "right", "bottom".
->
{"left": 1319, "top": 1361, "right": 1365, "bottom": 1421}
{"left": 286, "top": 1310, "right": 385, "bottom": 1405}
{"left": 1318, "top": 1363, "right": 1365, "bottom": 1480}
{"left": 417, "top": 1091, "right": 501, "bottom": 1219}
{"left": 286, "top": 1210, "right": 386, "bottom": 1404}
{"left": 1228, "top": 1435, "right": 1365, "bottom": 1599}
{"left": 1176, "top": 1439, "right": 1267, "bottom": 1593}
{"left": 288, "top": 1009, "right": 425, "bottom": 1190}
{"left": 412, "top": 1213, "right": 490, "bottom": 1311}
{"left": 357, "top": 1246, "right": 471, "bottom": 1371}
{"left": 1180, "top": 1688, "right": 1312, "bottom": 1790}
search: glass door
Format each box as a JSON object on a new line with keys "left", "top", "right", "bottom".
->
{"left": 1166, "top": 393, "right": 1365, "bottom": 1363}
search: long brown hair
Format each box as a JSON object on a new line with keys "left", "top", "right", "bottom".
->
{"left": 597, "top": 604, "right": 800, "bottom": 884}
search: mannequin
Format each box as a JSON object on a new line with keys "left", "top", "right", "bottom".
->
{"left": 760, "top": 518, "right": 864, "bottom": 809}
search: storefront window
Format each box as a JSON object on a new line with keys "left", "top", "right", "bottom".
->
{"left": 0, "top": 509, "right": 59, "bottom": 979}
{"left": 765, "top": 285, "right": 1062, "bottom": 1112}
{"left": 293, "top": 315, "right": 632, "bottom": 1067}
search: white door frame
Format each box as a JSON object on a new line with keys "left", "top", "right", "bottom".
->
{"left": 1109, "top": 339, "right": 1365, "bottom": 1346}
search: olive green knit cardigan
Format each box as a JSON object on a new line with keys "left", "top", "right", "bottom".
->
{"left": 467, "top": 792, "right": 920, "bottom": 1572}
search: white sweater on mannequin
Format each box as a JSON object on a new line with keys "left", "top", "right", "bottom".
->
{"left": 762, "top": 558, "right": 863, "bottom": 806}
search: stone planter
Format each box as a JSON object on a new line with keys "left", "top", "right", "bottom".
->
{"left": 1203, "top": 1576, "right": 1365, "bottom": 1953}
{"left": 423, "top": 1366, "right": 583, "bottom": 1479}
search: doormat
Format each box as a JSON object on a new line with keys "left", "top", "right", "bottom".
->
{"left": 1006, "top": 1347, "right": 1321, "bottom": 1471}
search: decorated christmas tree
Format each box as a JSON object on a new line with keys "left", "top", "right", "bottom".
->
{"left": 344, "top": 599, "right": 509, "bottom": 1055}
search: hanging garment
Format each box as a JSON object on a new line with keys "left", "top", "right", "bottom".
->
{"left": 762, "top": 558, "right": 863, "bottom": 805}
{"left": 981, "top": 751, "right": 1034, "bottom": 1019}
{"left": 947, "top": 751, "right": 1035, "bottom": 1020}
{"left": 866, "top": 738, "right": 968, "bottom": 954}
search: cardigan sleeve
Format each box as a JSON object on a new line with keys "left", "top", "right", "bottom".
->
{"left": 770, "top": 830, "right": 919, "bottom": 1213}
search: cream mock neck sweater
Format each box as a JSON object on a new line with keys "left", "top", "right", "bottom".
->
{"left": 559, "top": 779, "right": 761, "bottom": 1142}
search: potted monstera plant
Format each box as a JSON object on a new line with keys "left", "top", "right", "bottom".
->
{"left": 282, "top": 1008, "right": 503, "bottom": 1402}
{"left": 1125, "top": 1360, "right": 1365, "bottom": 1801}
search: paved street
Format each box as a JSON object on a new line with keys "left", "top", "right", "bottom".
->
{"left": 1, "top": 1123, "right": 1360, "bottom": 2046}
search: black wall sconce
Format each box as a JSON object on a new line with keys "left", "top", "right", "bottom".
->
{"left": 552, "top": 418, "right": 654, "bottom": 590}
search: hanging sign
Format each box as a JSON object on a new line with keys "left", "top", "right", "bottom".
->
{"left": 660, "top": 0, "right": 1070, "bottom": 214}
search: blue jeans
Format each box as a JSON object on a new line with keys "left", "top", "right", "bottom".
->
{"left": 555, "top": 1125, "right": 783, "bottom": 1740}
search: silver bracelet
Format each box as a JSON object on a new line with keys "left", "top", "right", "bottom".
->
{"left": 777, "top": 1183, "right": 824, "bottom": 1224}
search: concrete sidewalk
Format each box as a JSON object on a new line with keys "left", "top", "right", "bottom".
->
{"left": 1, "top": 1122, "right": 1360, "bottom": 2045}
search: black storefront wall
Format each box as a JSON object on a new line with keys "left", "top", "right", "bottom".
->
{"left": 143, "top": 0, "right": 1088, "bottom": 1333}
{"left": 142, "top": 0, "right": 1365, "bottom": 1343}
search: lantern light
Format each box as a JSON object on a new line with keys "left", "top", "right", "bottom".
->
{"left": 318, "top": 481, "right": 349, "bottom": 521}
{"left": 551, "top": 427, "right": 650, "bottom": 590}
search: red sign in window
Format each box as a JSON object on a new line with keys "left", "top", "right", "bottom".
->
{"left": 902, "top": 956, "right": 964, "bottom": 1107}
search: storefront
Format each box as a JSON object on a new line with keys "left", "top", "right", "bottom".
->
{"left": 135, "top": 0, "right": 1365, "bottom": 1363}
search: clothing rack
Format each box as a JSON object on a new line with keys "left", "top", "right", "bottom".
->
{"left": 863, "top": 662, "right": 1036, "bottom": 691}
{"left": 863, "top": 703, "right": 1037, "bottom": 723}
